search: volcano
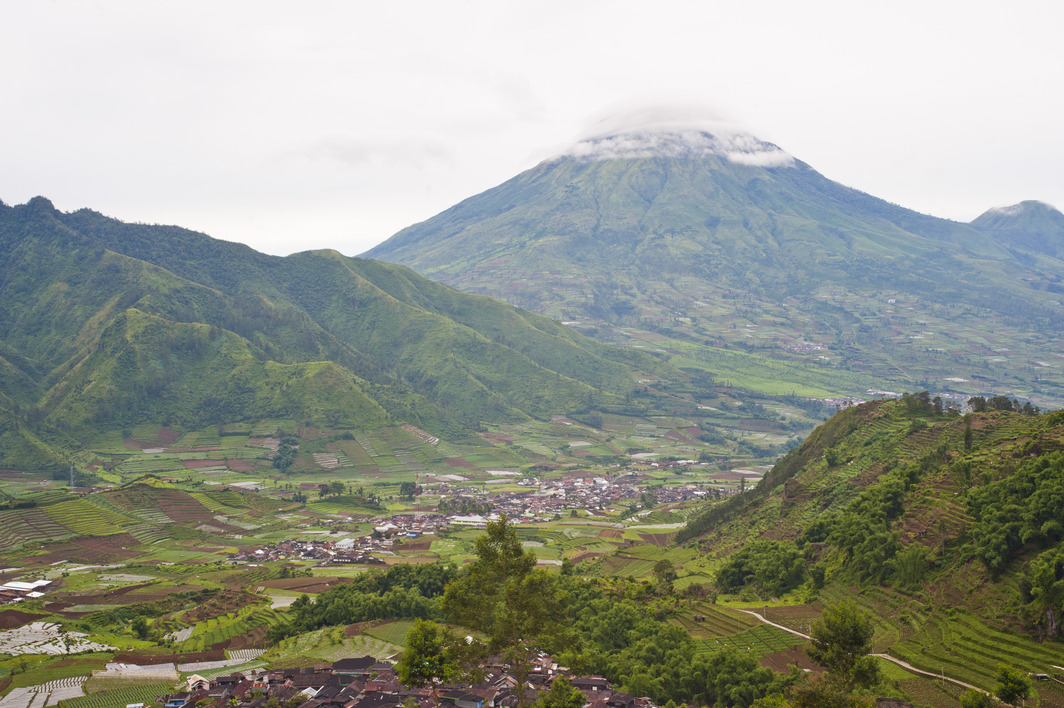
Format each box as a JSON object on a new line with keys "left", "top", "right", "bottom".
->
{"left": 365, "top": 126, "right": 1064, "bottom": 405}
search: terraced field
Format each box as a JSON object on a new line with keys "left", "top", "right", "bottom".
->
{"left": 176, "top": 606, "right": 279, "bottom": 653}
{"left": 57, "top": 683, "right": 173, "bottom": 708}
{"left": 0, "top": 507, "right": 75, "bottom": 551}
{"left": 701, "top": 624, "right": 804, "bottom": 659}
{"left": 114, "top": 458, "right": 185, "bottom": 476}
{"left": 40, "top": 499, "right": 133, "bottom": 537}
{"left": 888, "top": 611, "right": 1064, "bottom": 693}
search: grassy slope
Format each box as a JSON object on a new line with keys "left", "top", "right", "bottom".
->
{"left": 676, "top": 400, "right": 1064, "bottom": 697}
{"left": 0, "top": 198, "right": 703, "bottom": 465}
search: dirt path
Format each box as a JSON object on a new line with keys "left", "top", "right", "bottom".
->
{"left": 736, "top": 610, "right": 990, "bottom": 696}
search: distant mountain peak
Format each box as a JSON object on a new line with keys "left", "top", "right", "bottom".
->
{"left": 560, "top": 128, "right": 796, "bottom": 168}
{"left": 971, "top": 199, "right": 1064, "bottom": 258}
{"left": 981, "top": 200, "right": 1061, "bottom": 218}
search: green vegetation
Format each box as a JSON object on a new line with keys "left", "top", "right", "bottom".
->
{"left": 267, "top": 564, "right": 458, "bottom": 640}
{"left": 674, "top": 398, "right": 1064, "bottom": 705}
{"left": 0, "top": 196, "right": 709, "bottom": 469}
{"left": 395, "top": 619, "right": 466, "bottom": 708}
{"left": 366, "top": 142, "right": 1064, "bottom": 411}
{"left": 444, "top": 516, "right": 564, "bottom": 707}
{"left": 57, "top": 684, "right": 174, "bottom": 708}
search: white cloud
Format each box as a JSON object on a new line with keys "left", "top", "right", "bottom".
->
{"left": 0, "top": 0, "right": 1062, "bottom": 254}
{"left": 563, "top": 121, "right": 794, "bottom": 168}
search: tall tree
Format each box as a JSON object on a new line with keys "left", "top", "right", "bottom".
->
{"left": 443, "top": 514, "right": 565, "bottom": 708}
{"left": 994, "top": 665, "right": 1032, "bottom": 706}
{"left": 534, "top": 676, "right": 585, "bottom": 708}
{"left": 806, "top": 601, "right": 880, "bottom": 692}
{"left": 396, "top": 619, "right": 463, "bottom": 708}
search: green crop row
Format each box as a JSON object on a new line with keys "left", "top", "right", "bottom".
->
{"left": 58, "top": 683, "right": 173, "bottom": 708}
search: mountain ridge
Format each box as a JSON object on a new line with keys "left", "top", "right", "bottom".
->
{"left": 0, "top": 196, "right": 691, "bottom": 468}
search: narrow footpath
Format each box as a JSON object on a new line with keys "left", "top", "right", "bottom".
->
{"left": 736, "top": 609, "right": 991, "bottom": 696}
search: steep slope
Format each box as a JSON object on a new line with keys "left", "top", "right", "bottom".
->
{"left": 0, "top": 197, "right": 688, "bottom": 467}
{"left": 366, "top": 128, "right": 1064, "bottom": 406}
{"left": 674, "top": 398, "right": 1064, "bottom": 696}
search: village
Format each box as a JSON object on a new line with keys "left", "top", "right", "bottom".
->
{"left": 229, "top": 472, "right": 734, "bottom": 567}
{"left": 157, "top": 652, "right": 655, "bottom": 708}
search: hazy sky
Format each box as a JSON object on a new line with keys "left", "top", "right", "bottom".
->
{"left": 3, "top": 1, "right": 1062, "bottom": 256}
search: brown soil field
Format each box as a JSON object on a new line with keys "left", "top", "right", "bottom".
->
{"left": 226, "top": 459, "right": 256, "bottom": 472}
{"left": 156, "top": 427, "right": 181, "bottom": 445}
{"left": 259, "top": 577, "right": 351, "bottom": 593}
{"left": 396, "top": 538, "right": 433, "bottom": 552}
{"left": 598, "top": 529, "right": 623, "bottom": 539}
{"left": 0, "top": 609, "right": 41, "bottom": 629}
{"left": 443, "top": 458, "right": 475, "bottom": 469}
{"left": 568, "top": 550, "right": 611, "bottom": 564}
{"left": 1035, "top": 684, "right": 1064, "bottom": 708}
{"left": 344, "top": 620, "right": 386, "bottom": 637}
{"left": 666, "top": 431, "right": 697, "bottom": 443}
{"left": 757, "top": 647, "right": 819, "bottom": 673}
{"left": 221, "top": 624, "right": 268, "bottom": 651}
{"left": 184, "top": 590, "right": 262, "bottom": 623}
{"left": 638, "top": 533, "right": 673, "bottom": 547}
{"left": 154, "top": 490, "right": 213, "bottom": 522}
{"left": 113, "top": 649, "right": 224, "bottom": 664}
{"left": 479, "top": 432, "right": 516, "bottom": 444}
{"left": 29, "top": 535, "right": 141, "bottom": 566}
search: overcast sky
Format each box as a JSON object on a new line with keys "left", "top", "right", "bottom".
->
{"left": 3, "top": 1, "right": 1062, "bottom": 256}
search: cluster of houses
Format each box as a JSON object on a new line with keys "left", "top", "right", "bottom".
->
{"left": 159, "top": 654, "right": 656, "bottom": 708}
{"left": 0, "top": 578, "right": 52, "bottom": 605}
{"left": 227, "top": 473, "right": 726, "bottom": 567}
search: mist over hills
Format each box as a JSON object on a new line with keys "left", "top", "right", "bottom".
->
{"left": 0, "top": 196, "right": 686, "bottom": 468}
{"left": 365, "top": 127, "right": 1064, "bottom": 406}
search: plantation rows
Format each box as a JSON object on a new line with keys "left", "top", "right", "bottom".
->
{"left": 889, "top": 610, "right": 1064, "bottom": 691}
{"left": 56, "top": 683, "right": 172, "bottom": 708}
{"left": 178, "top": 607, "right": 280, "bottom": 652}
{"left": 817, "top": 586, "right": 904, "bottom": 648}
{"left": 174, "top": 429, "right": 223, "bottom": 449}
{"left": 22, "top": 490, "right": 75, "bottom": 505}
{"left": 115, "top": 458, "right": 183, "bottom": 475}
{"left": 41, "top": 499, "right": 131, "bottom": 537}
{"left": 0, "top": 507, "right": 74, "bottom": 551}
{"left": 305, "top": 634, "right": 401, "bottom": 663}
{"left": 687, "top": 606, "right": 760, "bottom": 637}
{"left": 125, "top": 523, "right": 168, "bottom": 544}
{"left": 512, "top": 527, "right": 566, "bottom": 545}
{"left": 190, "top": 492, "right": 229, "bottom": 512}
{"left": 600, "top": 556, "right": 656, "bottom": 578}
{"left": 699, "top": 623, "right": 804, "bottom": 659}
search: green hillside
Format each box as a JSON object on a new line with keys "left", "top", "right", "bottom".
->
{"left": 671, "top": 396, "right": 1064, "bottom": 698}
{"left": 366, "top": 129, "right": 1064, "bottom": 408}
{"left": 0, "top": 196, "right": 697, "bottom": 468}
